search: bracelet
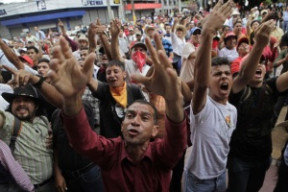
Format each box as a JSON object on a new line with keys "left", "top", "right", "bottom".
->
{"left": 33, "top": 75, "right": 46, "bottom": 88}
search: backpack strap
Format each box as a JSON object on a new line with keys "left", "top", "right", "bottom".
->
{"left": 9, "top": 117, "right": 22, "bottom": 152}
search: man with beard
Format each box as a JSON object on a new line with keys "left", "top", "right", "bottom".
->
{"left": 0, "top": 84, "right": 54, "bottom": 192}
{"left": 47, "top": 32, "right": 187, "bottom": 192}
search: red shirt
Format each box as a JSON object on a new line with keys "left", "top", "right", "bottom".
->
{"left": 62, "top": 108, "right": 187, "bottom": 192}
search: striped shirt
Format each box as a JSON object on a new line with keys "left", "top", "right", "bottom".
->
{"left": 0, "top": 140, "right": 34, "bottom": 191}
{"left": 0, "top": 111, "right": 53, "bottom": 185}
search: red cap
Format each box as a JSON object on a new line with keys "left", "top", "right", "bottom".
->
{"left": 19, "top": 55, "right": 34, "bottom": 67}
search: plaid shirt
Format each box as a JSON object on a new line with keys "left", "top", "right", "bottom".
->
{"left": 82, "top": 87, "right": 100, "bottom": 129}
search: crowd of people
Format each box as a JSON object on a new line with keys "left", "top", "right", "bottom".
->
{"left": 1, "top": 0, "right": 288, "bottom": 191}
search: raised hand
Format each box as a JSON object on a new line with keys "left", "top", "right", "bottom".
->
{"left": 58, "top": 19, "right": 64, "bottom": 28}
{"left": 130, "top": 33, "right": 181, "bottom": 102}
{"left": 202, "top": 0, "right": 233, "bottom": 33}
{"left": 254, "top": 20, "right": 274, "bottom": 47}
{"left": 110, "top": 19, "right": 121, "bottom": 38}
{"left": 48, "top": 37, "right": 95, "bottom": 98}
{"left": 1, "top": 65, "right": 31, "bottom": 87}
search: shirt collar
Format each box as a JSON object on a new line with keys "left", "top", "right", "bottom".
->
{"left": 120, "top": 141, "right": 154, "bottom": 164}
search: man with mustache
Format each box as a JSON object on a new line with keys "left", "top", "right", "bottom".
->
{"left": 0, "top": 84, "right": 54, "bottom": 191}
{"left": 47, "top": 33, "right": 187, "bottom": 191}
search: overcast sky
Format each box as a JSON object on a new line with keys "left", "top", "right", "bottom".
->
{"left": 0, "top": 0, "right": 26, "bottom": 4}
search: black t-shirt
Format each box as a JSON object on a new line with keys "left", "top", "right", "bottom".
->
{"left": 52, "top": 102, "right": 95, "bottom": 171}
{"left": 93, "top": 82, "right": 145, "bottom": 138}
{"left": 229, "top": 77, "right": 282, "bottom": 160}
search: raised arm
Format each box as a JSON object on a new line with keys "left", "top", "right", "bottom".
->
{"left": 110, "top": 19, "right": 124, "bottom": 62}
{"left": 232, "top": 20, "right": 274, "bottom": 93}
{"left": 192, "top": 0, "right": 233, "bottom": 114}
{"left": 95, "top": 19, "right": 112, "bottom": 60}
{"left": 0, "top": 38, "right": 24, "bottom": 69}
{"left": 2, "top": 65, "right": 64, "bottom": 108}
{"left": 48, "top": 37, "right": 95, "bottom": 115}
{"left": 171, "top": 17, "right": 179, "bottom": 33}
{"left": 131, "top": 33, "right": 184, "bottom": 122}
{"left": 88, "top": 22, "right": 97, "bottom": 54}
{"left": 58, "top": 20, "right": 78, "bottom": 52}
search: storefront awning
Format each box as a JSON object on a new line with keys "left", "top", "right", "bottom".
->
{"left": 1, "top": 10, "right": 86, "bottom": 26}
{"left": 124, "top": 3, "right": 162, "bottom": 10}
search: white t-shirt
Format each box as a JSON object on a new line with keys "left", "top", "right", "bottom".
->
{"left": 171, "top": 32, "right": 186, "bottom": 56}
{"left": 185, "top": 96, "right": 237, "bottom": 179}
{"left": 124, "top": 59, "right": 150, "bottom": 79}
{"left": 218, "top": 47, "right": 239, "bottom": 63}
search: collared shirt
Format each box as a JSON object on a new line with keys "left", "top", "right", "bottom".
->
{"left": 0, "top": 111, "right": 53, "bottom": 184}
{"left": 62, "top": 108, "right": 187, "bottom": 192}
{"left": 0, "top": 140, "right": 34, "bottom": 191}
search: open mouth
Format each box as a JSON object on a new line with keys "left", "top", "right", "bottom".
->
{"left": 220, "top": 83, "right": 229, "bottom": 91}
{"left": 127, "top": 128, "right": 139, "bottom": 136}
{"left": 256, "top": 69, "right": 262, "bottom": 75}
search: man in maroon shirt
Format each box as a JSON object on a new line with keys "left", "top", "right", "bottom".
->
{"left": 48, "top": 33, "right": 187, "bottom": 191}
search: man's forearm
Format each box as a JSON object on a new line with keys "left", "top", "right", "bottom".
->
{"left": 63, "top": 94, "right": 82, "bottom": 116}
{"left": 165, "top": 97, "right": 184, "bottom": 123}
{"left": 99, "top": 33, "right": 112, "bottom": 60}
{"left": 0, "top": 40, "right": 24, "bottom": 69}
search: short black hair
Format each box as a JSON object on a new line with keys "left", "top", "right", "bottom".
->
{"left": 27, "top": 46, "right": 39, "bottom": 53}
{"left": 211, "top": 56, "right": 230, "bottom": 67}
{"left": 128, "top": 100, "right": 158, "bottom": 124}
{"left": 106, "top": 60, "right": 125, "bottom": 71}
{"left": 37, "top": 58, "right": 50, "bottom": 65}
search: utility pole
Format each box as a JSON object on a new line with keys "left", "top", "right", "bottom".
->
{"left": 107, "top": 0, "right": 114, "bottom": 21}
{"left": 119, "top": 0, "right": 125, "bottom": 20}
{"left": 178, "top": 0, "right": 182, "bottom": 14}
{"left": 131, "top": 0, "right": 136, "bottom": 24}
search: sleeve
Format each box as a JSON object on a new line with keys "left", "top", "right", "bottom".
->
{"left": 64, "top": 35, "right": 78, "bottom": 52}
{"left": 61, "top": 108, "right": 117, "bottom": 166}
{"left": 182, "top": 43, "right": 195, "bottom": 59}
{"left": 0, "top": 141, "right": 34, "bottom": 192}
{"left": 218, "top": 49, "right": 224, "bottom": 57}
{"left": 92, "top": 81, "right": 107, "bottom": 100}
{"left": 0, "top": 111, "right": 15, "bottom": 145}
{"left": 229, "top": 88, "right": 246, "bottom": 106}
{"left": 0, "top": 51, "right": 38, "bottom": 75}
{"left": 266, "top": 77, "right": 287, "bottom": 101}
{"left": 153, "top": 116, "right": 187, "bottom": 169}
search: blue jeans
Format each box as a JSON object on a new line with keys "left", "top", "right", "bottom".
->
{"left": 184, "top": 170, "right": 226, "bottom": 192}
{"left": 227, "top": 156, "right": 271, "bottom": 192}
{"left": 64, "top": 165, "right": 104, "bottom": 192}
